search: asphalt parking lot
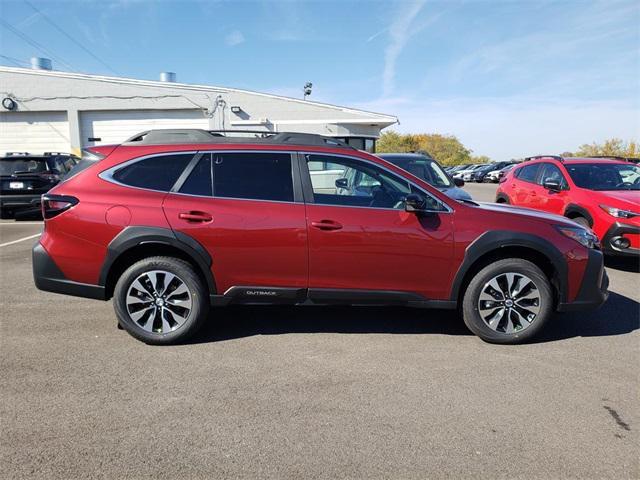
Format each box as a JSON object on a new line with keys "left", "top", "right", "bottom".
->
{"left": 1, "top": 183, "right": 638, "bottom": 479}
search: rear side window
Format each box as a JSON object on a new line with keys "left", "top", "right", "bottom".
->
{"left": 212, "top": 152, "right": 293, "bottom": 202}
{"left": 180, "top": 155, "right": 213, "bottom": 196}
{"left": 113, "top": 154, "right": 194, "bottom": 191}
{"left": 515, "top": 164, "right": 540, "bottom": 183}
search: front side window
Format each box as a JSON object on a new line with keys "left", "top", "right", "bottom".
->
{"left": 306, "top": 154, "right": 446, "bottom": 211}
{"left": 565, "top": 163, "right": 640, "bottom": 191}
{"left": 538, "top": 163, "right": 568, "bottom": 188}
{"left": 515, "top": 164, "right": 541, "bottom": 183}
{"left": 212, "top": 152, "right": 294, "bottom": 202}
{"left": 112, "top": 154, "right": 194, "bottom": 191}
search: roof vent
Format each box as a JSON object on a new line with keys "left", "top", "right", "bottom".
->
{"left": 31, "top": 57, "right": 52, "bottom": 71}
{"left": 159, "top": 72, "right": 176, "bottom": 83}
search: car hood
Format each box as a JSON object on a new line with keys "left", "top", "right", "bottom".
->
{"left": 591, "top": 190, "right": 640, "bottom": 209}
{"left": 474, "top": 201, "right": 579, "bottom": 227}
{"left": 439, "top": 186, "right": 472, "bottom": 201}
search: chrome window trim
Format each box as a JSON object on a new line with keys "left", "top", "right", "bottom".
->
{"left": 98, "top": 151, "right": 199, "bottom": 195}
{"left": 300, "top": 151, "right": 454, "bottom": 213}
{"left": 98, "top": 150, "right": 300, "bottom": 203}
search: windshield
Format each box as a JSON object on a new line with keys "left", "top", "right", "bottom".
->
{"left": 382, "top": 156, "right": 452, "bottom": 188}
{"left": 0, "top": 158, "right": 48, "bottom": 175}
{"left": 566, "top": 163, "right": 640, "bottom": 191}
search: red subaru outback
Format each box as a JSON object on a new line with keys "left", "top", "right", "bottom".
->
{"left": 33, "top": 130, "right": 608, "bottom": 345}
{"left": 496, "top": 156, "right": 640, "bottom": 256}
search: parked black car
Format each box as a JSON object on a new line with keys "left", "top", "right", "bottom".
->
{"left": 0, "top": 152, "right": 79, "bottom": 218}
{"left": 377, "top": 153, "right": 473, "bottom": 201}
{"left": 469, "top": 161, "right": 513, "bottom": 183}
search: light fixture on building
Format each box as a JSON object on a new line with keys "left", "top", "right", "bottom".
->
{"left": 303, "top": 82, "right": 312, "bottom": 100}
{"left": 2, "top": 97, "right": 16, "bottom": 111}
{"left": 230, "top": 106, "right": 242, "bottom": 114}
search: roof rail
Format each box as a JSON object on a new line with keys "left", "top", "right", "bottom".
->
{"left": 523, "top": 155, "right": 564, "bottom": 162}
{"left": 123, "top": 129, "right": 354, "bottom": 149}
{"left": 589, "top": 155, "right": 634, "bottom": 162}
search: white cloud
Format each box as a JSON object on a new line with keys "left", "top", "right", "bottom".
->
{"left": 225, "top": 30, "right": 245, "bottom": 47}
{"left": 382, "top": 0, "right": 427, "bottom": 97}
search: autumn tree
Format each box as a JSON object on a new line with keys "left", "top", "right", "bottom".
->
{"left": 573, "top": 138, "right": 638, "bottom": 157}
{"left": 376, "top": 131, "right": 477, "bottom": 166}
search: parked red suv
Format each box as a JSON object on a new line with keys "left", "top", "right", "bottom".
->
{"left": 496, "top": 156, "right": 640, "bottom": 256}
{"left": 33, "top": 130, "right": 608, "bottom": 345}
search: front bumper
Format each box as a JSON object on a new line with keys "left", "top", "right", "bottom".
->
{"left": 0, "top": 194, "right": 41, "bottom": 211}
{"left": 601, "top": 222, "right": 640, "bottom": 256}
{"left": 557, "top": 249, "right": 609, "bottom": 312}
{"left": 33, "top": 243, "right": 106, "bottom": 300}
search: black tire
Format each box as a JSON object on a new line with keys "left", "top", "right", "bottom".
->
{"left": 462, "top": 259, "right": 553, "bottom": 344}
{"left": 113, "top": 256, "right": 209, "bottom": 345}
{"left": 570, "top": 216, "right": 590, "bottom": 229}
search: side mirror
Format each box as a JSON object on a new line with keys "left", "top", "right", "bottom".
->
{"left": 453, "top": 177, "right": 465, "bottom": 187}
{"left": 404, "top": 193, "right": 427, "bottom": 213}
{"left": 543, "top": 179, "right": 561, "bottom": 192}
{"left": 335, "top": 178, "right": 348, "bottom": 189}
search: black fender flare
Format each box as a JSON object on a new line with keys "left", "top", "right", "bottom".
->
{"left": 449, "top": 230, "right": 568, "bottom": 303}
{"left": 495, "top": 192, "right": 510, "bottom": 204}
{"left": 564, "top": 204, "right": 593, "bottom": 226}
{"left": 98, "top": 226, "right": 216, "bottom": 293}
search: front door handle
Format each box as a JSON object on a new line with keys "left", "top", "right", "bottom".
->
{"left": 311, "top": 220, "right": 343, "bottom": 231}
{"left": 178, "top": 211, "right": 213, "bottom": 223}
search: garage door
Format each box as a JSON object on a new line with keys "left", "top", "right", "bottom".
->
{"left": 0, "top": 111, "right": 70, "bottom": 155}
{"left": 80, "top": 110, "right": 209, "bottom": 147}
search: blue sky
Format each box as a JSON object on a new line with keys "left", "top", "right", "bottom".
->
{"left": 1, "top": 0, "right": 638, "bottom": 159}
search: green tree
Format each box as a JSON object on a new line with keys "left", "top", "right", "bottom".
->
{"left": 574, "top": 138, "right": 639, "bottom": 157}
{"left": 377, "top": 131, "right": 476, "bottom": 166}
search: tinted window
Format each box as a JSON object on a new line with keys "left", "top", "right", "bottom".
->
{"left": 213, "top": 152, "right": 293, "bottom": 202}
{"left": 180, "top": 154, "right": 212, "bottom": 196}
{"left": 515, "top": 164, "right": 540, "bottom": 183}
{"left": 113, "top": 154, "right": 193, "bottom": 191}
{"left": 538, "top": 163, "right": 567, "bottom": 188}
{"left": 0, "top": 157, "right": 48, "bottom": 175}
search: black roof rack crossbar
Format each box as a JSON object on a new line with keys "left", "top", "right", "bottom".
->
{"left": 523, "top": 155, "right": 564, "bottom": 162}
{"left": 123, "top": 129, "right": 355, "bottom": 149}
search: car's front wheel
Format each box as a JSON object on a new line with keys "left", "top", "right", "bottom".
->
{"left": 462, "top": 259, "right": 553, "bottom": 344}
{"left": 113, "top": 256, "right": 209, "bottom": 345}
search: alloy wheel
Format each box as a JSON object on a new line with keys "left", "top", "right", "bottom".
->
{"left": 477, "top": 272, "right": 541, "bottom": 334}
{"left": 126, "top": 270, "right": 192, "bottom": 334}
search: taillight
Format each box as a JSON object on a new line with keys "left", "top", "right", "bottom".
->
{"left": 41, "top": 194, "right": 78, "bottom": 219}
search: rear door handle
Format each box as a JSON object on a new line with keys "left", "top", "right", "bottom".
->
{"left": 311, "top": 220, "right": 343, "bottom": 231}
{"left": 178, "top": 211, "right": 213, "bottom": 223}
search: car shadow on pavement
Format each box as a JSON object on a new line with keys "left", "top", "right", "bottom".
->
{"left": 192, "top": 306, "right": 471, "bottom": 344}
{"left": 605, "top": 256, "right": 640, "bottom": 274}
{"left": 189, "top": 291, "right": 638, "bottom": 344}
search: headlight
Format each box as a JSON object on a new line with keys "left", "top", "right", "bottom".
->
{"left": 599, "top": 204, "right": 638, "bottom": 219}
{"left": 556, "top": 226, "right": 600, "bottom": 249}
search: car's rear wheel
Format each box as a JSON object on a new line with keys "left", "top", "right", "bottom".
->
{"left": 113, "top": 256, "right": 209, "bottom": 345}
{"left": 462, "top": 259, "right": 553, "bottom": 344}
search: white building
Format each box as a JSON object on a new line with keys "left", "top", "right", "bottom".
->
{"left": 0, "top": 61, "right": 397, "bottom": 156}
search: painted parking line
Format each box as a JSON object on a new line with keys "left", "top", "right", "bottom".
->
{"left": 0, "top": 233, "right": 41, "bottom": 248}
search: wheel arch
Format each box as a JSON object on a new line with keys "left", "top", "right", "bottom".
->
{"left": 99, "top": 227, "right": 216, "bottom": 299}
{"left": 495, "top": 192, "right": 510, "bottom": 204}
{"left": 564, "top": 204, "right": 593, "bottom": 226}
{"left": 450, "top": 231, "right": 568, "bottom": 305}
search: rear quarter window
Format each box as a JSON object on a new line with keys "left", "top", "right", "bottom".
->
{"left": 112, "top": 154, "right": 194, "bottom": 191}
{"left": 515, "top": 164, "right": 540, "bottom": 183}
